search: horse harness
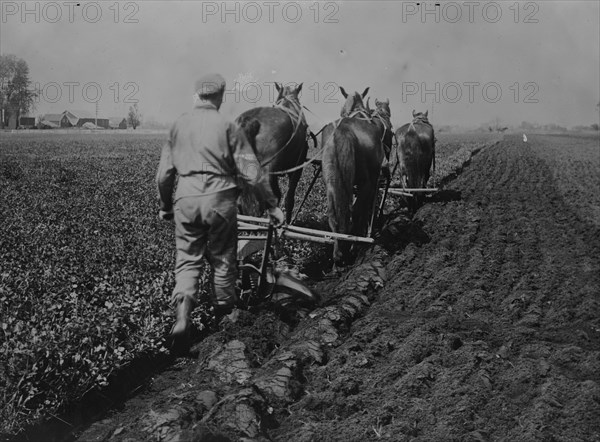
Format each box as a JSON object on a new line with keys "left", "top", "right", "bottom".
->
{"left": 371, "top": 108, "right": 395, "bottom": 153}
{"left": 258, "top": 95, "right": 308, "bottom": 171}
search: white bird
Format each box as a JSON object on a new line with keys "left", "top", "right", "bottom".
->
{"left": 523, "top": 134, "right": 528, "bottom": 143}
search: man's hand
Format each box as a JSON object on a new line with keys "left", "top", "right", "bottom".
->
{"left": 159, "top": 209, "right": 174, "bottom": 221}
{"left": 267, "top": 207, "right": 284, "bottom": 227}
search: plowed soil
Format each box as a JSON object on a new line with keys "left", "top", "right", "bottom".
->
{"left": 71, "top": 133, "right": 600, "bottom": 441}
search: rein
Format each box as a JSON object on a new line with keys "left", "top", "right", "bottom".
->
{"left": 269, "top": 117, "right": 342, "bottom": 176}
{"left": 259, "top": 95, "right": 307, "bottom": 169}
{"left": 267, "top": 104, "right": 375, "bottom": 177}
{"left": 371, "top": 109, "right": 393, "bottom": 147}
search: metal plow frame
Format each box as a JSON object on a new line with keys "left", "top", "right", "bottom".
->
{"left": 236, "top": 214, "right": 374, "bottom": 304}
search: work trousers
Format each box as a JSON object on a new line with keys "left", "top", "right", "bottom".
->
{"left": 171, "top": 189, "right": 238, "bottom": 308}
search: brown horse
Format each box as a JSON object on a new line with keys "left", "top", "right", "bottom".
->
{"left": 321, "top": 87, "right": 385, "bottom": 265}
{"left": 395, "top": 110, "right": 436, "bottom": 211}
{"left": 369, "top": 98, "right": 394, "bottom": 160}
{"left": 236, "top": 82, "right": 309, "bottom": 223}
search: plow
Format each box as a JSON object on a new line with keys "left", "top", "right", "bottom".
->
{"left": 236, "top": 213, "right": 374, "bottom": 311}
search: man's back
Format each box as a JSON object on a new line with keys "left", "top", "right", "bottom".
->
{"left": 158, "top": 102, "right": 278, "bottom": 209}
{"left": 170, "top": 104, "right": 234, "bottom": 178}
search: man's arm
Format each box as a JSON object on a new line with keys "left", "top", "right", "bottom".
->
{"left": 156, "top": 128, "right": 177, "bottom": 215}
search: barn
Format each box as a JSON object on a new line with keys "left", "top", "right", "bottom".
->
{"left": 39, "top": 113, "right": 63, "bottom": 129}
{"left": 19, "top": 116, "right": 36, "bottom": 128}
{"left": 108, "top": 117, "right": 128, "bottom": 129}
{"left": 69, "top": 110, "right": 110, "bottom": 129}
{"left": 61, "top": 111, "right": 79, "bottom": 127}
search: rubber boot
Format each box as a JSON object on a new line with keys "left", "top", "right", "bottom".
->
{"left": 212, "top": 295, "right": 239, "bottom": 325}
{"left": 169, "top": 296, "right": 194, "bottom": 355}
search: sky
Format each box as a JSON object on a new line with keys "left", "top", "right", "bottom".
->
{"left": 1, "top": 1, "right": 599, "bottom": 130}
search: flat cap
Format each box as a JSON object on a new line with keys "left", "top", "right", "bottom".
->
{"left": 195, "top": 73, "right": 226, "bottom": 96}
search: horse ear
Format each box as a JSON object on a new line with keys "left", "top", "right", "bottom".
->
{"left": 339, "top": 86, "right": 348, "bottom": 98}
{"left": 385, "top": 98, "right": 390, "bottom": 104}
{"left": 412, "top": 110, "right": 417, "bottom": 117}
{"left": 275, "top": 82, "right": 282, "bottom": 93}
{"left": 366, "top": 97, "right": 372, "bottom": 112}
{"left": 375, "top": 98, "right": 381, "bottom": 106}
{"left": 424, "top": 110, "right": 428, "bottom": 117}
{"left": 296, "top": 83, "right": 303, "bottom": 94}
{"left": 361, "top": 87, "right": 370, "bottom": 99}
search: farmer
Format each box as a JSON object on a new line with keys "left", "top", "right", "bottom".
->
{"left": 156, "top": 73, "right": 284, "bottom": 352}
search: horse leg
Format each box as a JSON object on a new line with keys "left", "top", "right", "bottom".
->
{"left": 265, "top": 174, "right": 282, "bottom": 214}
{"left": 352, "top": 175, "right": 379, "bottom": 253}
{"left": 284, "top": 168, "right": 302, "bottom": 224}
{"left": 349, "top": 184, "right": 366, "bottom": 258}
{"left": 368, "top": 177, "right": 382, "bottom": 237}
{"left": 325, "top": 188, "right": 341, "bottom": 263}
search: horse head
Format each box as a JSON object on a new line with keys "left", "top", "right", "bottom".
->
{"left": 275, "top": 82, "right": 303, "bottom": 108}
{"left": 339, "top": 86, "right": 370, "bottom": 118}
{"left": 412, "top": 109, "right": 429, "bottom": 124}
{"left": 373, "top": 98, "right": 392, "bottom": 129}
{"left": 374, "top": 98, "right": 391, "bottom": 118}
{"left": 372, "top": 98, "right": 393, "bottom": 160}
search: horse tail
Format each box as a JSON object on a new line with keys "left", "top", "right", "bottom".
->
{"left": 402, "top": 123, "right": 422, "bottom": 189}
{"left": 432, "top": 135, "right": 436, "bottom": 175}
{"left": 236, "top": 117, "right": 261, "bottom": 154}
{"left": 323, "top": 128, "right": 356, "bottom": 235}
{"left": 236, "top": 117, "right": 263, "bottom": 217}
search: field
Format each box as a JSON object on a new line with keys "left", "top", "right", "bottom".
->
{"left": 1, "top": 131, "right": 599, "bottom": 441}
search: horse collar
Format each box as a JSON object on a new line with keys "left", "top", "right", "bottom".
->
{"left": 275, "top": 96, "right": 306, "bottom": 130}
{"left": 346, "top": 109, "right": 371, "bottom": 120}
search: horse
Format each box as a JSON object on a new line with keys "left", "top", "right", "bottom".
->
{"left": 369, "top": 98, "right": 394, "bottom": 160}
{"left": 369, "top": 98, "right": 396, "bottom": 217}
{"left": 236, "top": 82, "right": 309, "bottom": 223}
{"left": 320, "top": 87, "right": 385, "bottom": 266}
{"left": 395, "top": 110, "right": 436, "bottom": 211}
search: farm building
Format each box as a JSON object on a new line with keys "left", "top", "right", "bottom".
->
{"left": 61, "top": 111, "right": 79, "bottom": 127}
{"left": 39, "top": 113, "right": 63, "bottom": 129}
{"left": 108, "top": 117, "right": 128, "bottom": 129}
{"left": 39, "top": 120, "right": 59, "bottom": 129}
{"left": 19, "top": 117, "right": 36, "bottom": 128}
{"left": 68, "top": 109, "right": 110, "bottom": 129}
{"left": 33, "top": 110, "right": 115, "bottom": 129}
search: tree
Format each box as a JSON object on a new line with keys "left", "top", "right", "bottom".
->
{"left": 520, "top": 121, "right": 538, "bottom": 131}
{"left": 0, "top": 55, "right": 37, "bottom": 128}
{"left": 127, "top": 103, "right": 141, "bottom": 130}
